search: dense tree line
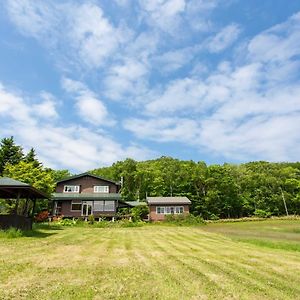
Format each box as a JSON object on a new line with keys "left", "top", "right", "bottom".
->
{"left": 1, "top": 137, "right": 299, "bottom": 219}
{"left": 91, "top": 157, "right": 300, "bottom": 219}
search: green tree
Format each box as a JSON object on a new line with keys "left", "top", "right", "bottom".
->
{"left": 0, "top": 136, "right": 24, "bottom": 175}
{"left": 24, "top": 148, "right": 41, "bottom": 167}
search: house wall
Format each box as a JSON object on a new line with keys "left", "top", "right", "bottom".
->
{"left": 149, "top": 204, "right": 190, "bottom": 221}
{"left": 55, "top": 176, "right": 119, "bottom": 193}
{"left": 57, "top": 200, "right": 117, "bottom": 217}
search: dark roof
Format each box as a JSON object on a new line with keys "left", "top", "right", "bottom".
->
{"left": 146, "top": 196, "right": 191, "bottom": 205}
{"left": 56, "top": 172, "right": 120, "bottom": 185}
{"left": 0, "top": 177, "right": 49, "bottom": 199}
{"left": 52, "top": 193, "right": 121, "bottom": 201}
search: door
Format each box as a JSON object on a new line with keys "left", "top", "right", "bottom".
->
{"left": 82, "top": 201, "right": 93, "bottom": 217}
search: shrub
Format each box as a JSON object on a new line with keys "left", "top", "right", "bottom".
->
{"left": 131, "top": 205, "right": 149, "bottom": 221}
{"left": 35, "top": 210, "right": 49, "bottom": 222}
{"left": 254, "top": 209, "right": 272, "bottom": 218}
{"left": 164, "top": 214, "right": 205, "bottom": 226}
{"left": 55, "top": 218, "right": 77, "bottom": 226}
{"left": 0, "top": 227, "right": 24, "bottom": 238}
{"left": 88, "top": 215, "right": 95, "bottom": 225}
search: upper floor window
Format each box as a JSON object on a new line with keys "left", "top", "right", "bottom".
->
{"left": 64, "top": 185, "right": 80, "bottom": 193}
{"left": 94, "top": 185, "right": 109, "bottom": 193}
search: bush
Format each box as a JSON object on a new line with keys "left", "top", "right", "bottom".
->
{"left": 131, "top": 205, "right": 149, "bottom": 221}
{"left": 35, "top": 210, "right": 49, "bottom": 222}
{"left": 164, "top": 214, "right": 205, "bottom": 226}
{"left": 55, "top": 218, "right": 78, "bottom": 226}
{"left": 88, "top": 215, "right": 95, "bottom": 225}
{"left": 0, "top": 227, "right": 23, "bottom": 238}
{"left": 254, "top": 209, "right": 272, "bottom": 218}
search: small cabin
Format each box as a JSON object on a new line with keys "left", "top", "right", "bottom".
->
{"left": 146, "top": 196, "right": 191, "bottom": 221}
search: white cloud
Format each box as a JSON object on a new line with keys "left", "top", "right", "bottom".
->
{"left": 62, "top": 78, "right": 114, "bottom": 126}
{"left": 6, "top": 0, "right": 58, "bottom": 40}
{"left": 6, "top": 0, "right": 130, "bottom": 69}
{"left": 32, "top": 92, "right": 58, "bottom": 119}
{"left": 124, "top": 117, "right": 200, "bottom": 143}
{"left": 207, "top": 23, "right": 241, "bottom": 53}
{"left": 124, "top": 12, "right": 300, "bottom": 162}
{"left": 0, "top": 83, "right": 155, "bottom": 171}
{"left": 103, "top": 58, "right": 148, "bottom": 101}
{"left": 153, "top": 47, "right": 195, "bottom": 73}
{"left": 248, "top": 12, "right": 300, "bottom": 63}
{"left": 139, "top": 0, "right": 186, "bottom": 34}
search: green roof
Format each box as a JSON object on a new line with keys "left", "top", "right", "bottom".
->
{"left": 52, "top": 193, "right": 121, "bottom": 201}
{"left": 0, "top": 177, "right": 30, "bottom": 187}
{"left": 125, "top": 201, "right": 147, "bottom": 207}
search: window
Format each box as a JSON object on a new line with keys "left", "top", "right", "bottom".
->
{"left": 175, "top": 206, "right": 184, "bottom": 214}
{"left": 104, "top": 201, "right": 115, "bottom": 211}
{"left": 94, "top": 201, "right": 104, "bottom": 211}
{"left": 156, "top": 206, "right": 184, "bottom": 214}
{"left": 71, "top": 200, "right": 82, "bottom": 211}
{"left": 156, "top": 207, "right": 165, "bottom": 214}
{"left": 94, "top": 185, "right": 109, "bottom": 193}
{"left": 64, "top": 185, "right": 80, "bottom": 193}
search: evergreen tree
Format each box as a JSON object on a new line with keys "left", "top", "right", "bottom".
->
{"left": 0, "top": 136, "right": 24, "bottom": 175}
{"left": 24, "top": 148, "right": 41, "bottom": 167}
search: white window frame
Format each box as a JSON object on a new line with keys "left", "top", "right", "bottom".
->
{"left": 156, "top": 206, "right": 184, "bottom": 214}
{"left": 64, "top": 185, "right": 80, "bottom": 193}
{"left": 94, "top": 185, "right": 109, "bottom": 193}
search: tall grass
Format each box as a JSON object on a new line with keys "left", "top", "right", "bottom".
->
{"left": 0, "top": 227, "right": 23, "bottom": 238}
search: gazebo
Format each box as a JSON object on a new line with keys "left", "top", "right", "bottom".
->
{"left": 0, "top": 177, "right": 49, "bottom": 230}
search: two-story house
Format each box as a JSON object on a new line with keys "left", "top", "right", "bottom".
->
{"left": 52, "top": 173, "right": 122, "bottom": 219}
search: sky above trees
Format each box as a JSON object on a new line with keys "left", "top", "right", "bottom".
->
{"left": 0, "top": 0, "right": 300, "bottom": 172}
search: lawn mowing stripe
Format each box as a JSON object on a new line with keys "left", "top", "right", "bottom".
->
{"left": 149, "top": 234, "right": 232, "bottom": 299}
{"left": 163, "top": 229, "right": 300, "bottom": 299}
{"left": 170, "top": 227, "right": 300, "bottom": 290}
{"left": 133, "top": 230, "right": 202, "bottom": 300}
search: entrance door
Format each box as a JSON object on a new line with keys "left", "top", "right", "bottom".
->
{"left": 82, "top": 202, "right": 93, "bottom": 217}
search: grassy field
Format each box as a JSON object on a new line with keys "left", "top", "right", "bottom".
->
{"left": 1, "top": 220, "right": 300, "bottom": 299}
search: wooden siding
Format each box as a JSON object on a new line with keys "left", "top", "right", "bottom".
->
{"left": 58, "top": 200, "right": 117, "bottom": 217}
{"left": 55, "top": 175, "right": 119, "bottom": 194}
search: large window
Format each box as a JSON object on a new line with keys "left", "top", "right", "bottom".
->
{"left": 71, "top": 200, "right": 82, "bottom": 211}
{"left": 94, "top": 186, "right": 109, "bottom": 193}
{"left": 93, "top": 201, "right": 115, "bottom": 212}
{"left": 64, "top": 185, "right": 80, "bottom": 193}
{"left": 156, "top": 206, "right": 184, "bottom": 214}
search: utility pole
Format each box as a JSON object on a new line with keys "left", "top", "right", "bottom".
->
{"left": 280, "top": 187, "right": 289, "bottom": 216}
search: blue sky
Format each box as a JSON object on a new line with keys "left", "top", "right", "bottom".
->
{"left": 0, "top": 0, "right": 300, "bottom": 172}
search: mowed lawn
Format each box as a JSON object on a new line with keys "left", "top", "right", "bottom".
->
{"left": 1, "top": 221, "right": 300, "bottom": 299}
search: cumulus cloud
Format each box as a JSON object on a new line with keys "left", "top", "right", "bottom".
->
{"left": 207, "top": 23, "right": 241, "bottom": 53}
{"left": 62, "top": 78, "right": 115, "bottom": 126}
{"left": 0, "top": 83, "right": 154, "bottom": 171}
{"left": 103, "top": 58, "right": 148, "bottom": 101}
{"left": 125, "top": 12, "right": 300, "bottom": 162}
{"left": 6, "top": 0, "right": 130, "bottom": 69}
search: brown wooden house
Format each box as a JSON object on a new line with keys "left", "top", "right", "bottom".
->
{"left": 52, "top": 173, "right": 123, "bottom": 219}
{"left": 146, "top": 196, "right": 191, "bottom": 221}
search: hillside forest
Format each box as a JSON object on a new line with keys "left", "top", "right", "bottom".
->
{"left": 0, "top": 136, "right": 300, "bottom": 219}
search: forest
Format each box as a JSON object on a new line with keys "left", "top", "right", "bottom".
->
{"left": 1, "top": 136, "right": 300, "bottom": 219}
